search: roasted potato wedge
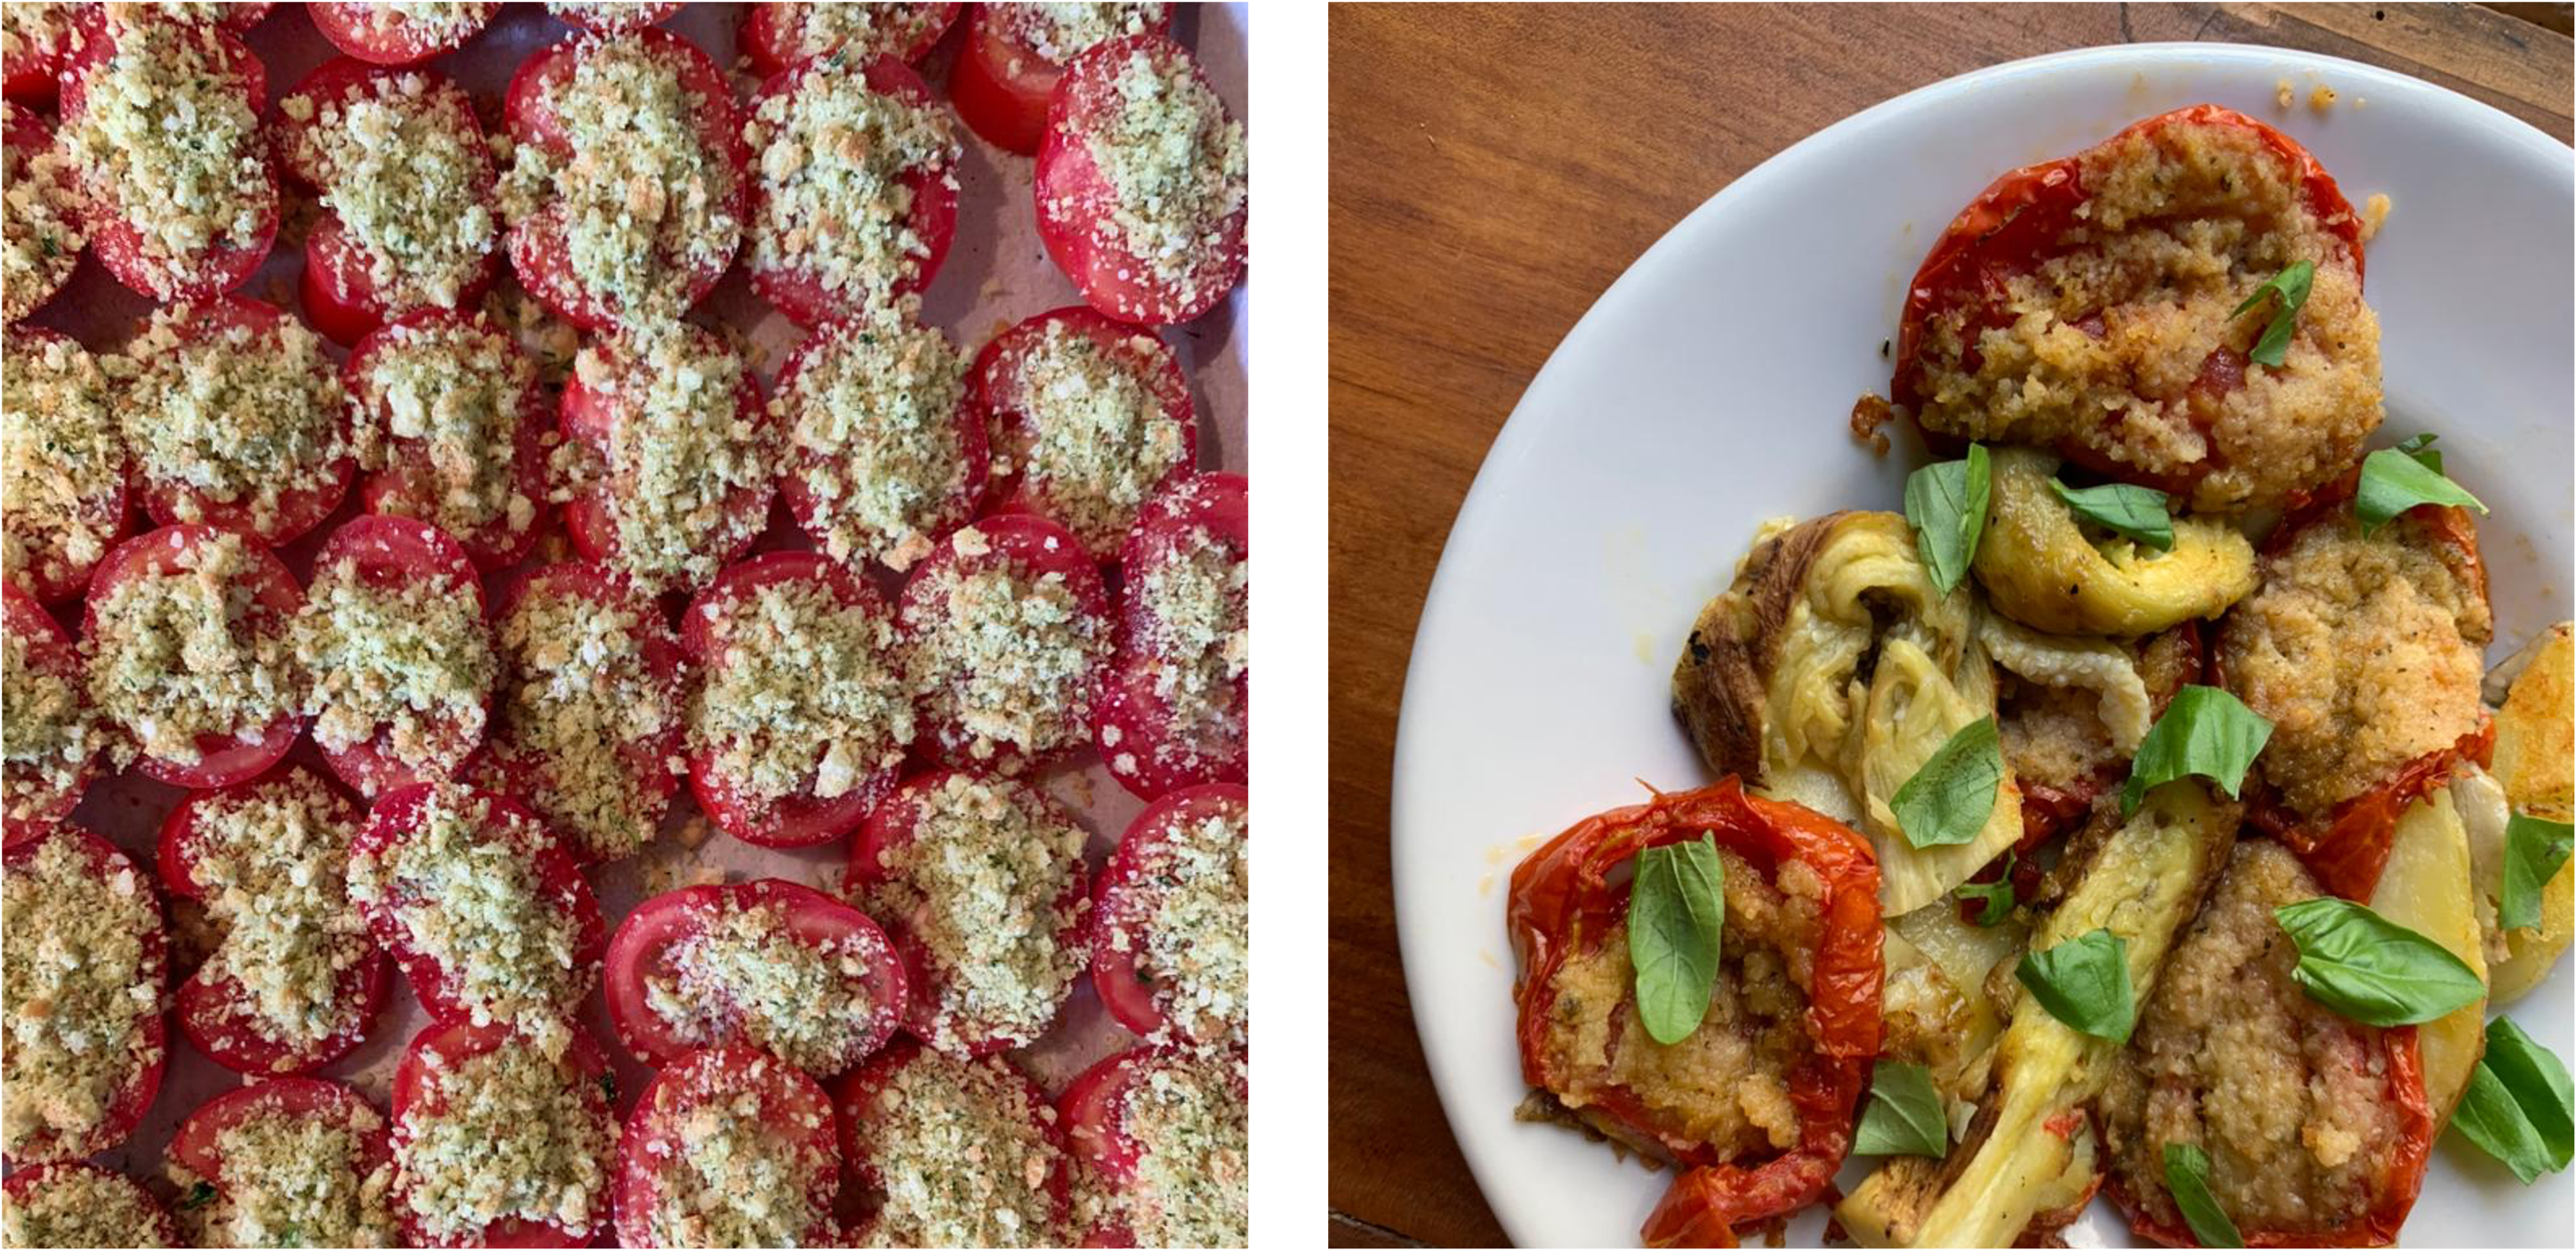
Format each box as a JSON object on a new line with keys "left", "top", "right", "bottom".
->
{"left": 2368, "top": 788, "right": 2488, "bottom": 1121}
{"left": 2482, "top": 622, "right": 2573, "bottom": 1002}
{"left": 1971, "top": 447, "right": 2258, "bottom": 636}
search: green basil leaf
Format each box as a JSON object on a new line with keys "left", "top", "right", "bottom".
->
{"left": 2228, "top": 259, "right": 2314, "bottom": 368}
{"left": 2354, "top": 446, "right": 2488, "bottom": 537}
{"left": 2015, "top": 927, "right": 2134, "bottom": 1042}
{"left": 2161, "top": 1142, "right": 2244, "bottom": 1247}
{"left": 1853, "top": 1060, "right": 1948, "bottom": 1158}
{"left": 1892, "top": 717, "right": 2002, "bottom": 849}
{"left": 2121, "top": 685, "right": 2273, "bottom": 815}
{"left": 2454, "top": 1062, "right": 2552, "bottom": 1183}
{"left": 2482, "top": 1016, "right": 2574, "bottom": 1175}
{"left": 1629, "top": 834, "right": 1725, "bottom": 1046}
{"left": 2393, "top": 431, "right": 2443, "bottom": 474}
{"left": 2273, "top": 897, "right": 2485, "bottom": 1026}
{"left": 2049, "top": 478, "right": 2175, "bottom": 552}
{"left": 1955, "top": 852, "right": 2017, "bottom": 927}
{"left": 1904, "top": 443, "right": 1990, "bottom": 596}
{"left": 2501, "top": 812, "right": 2575, "bottom": 932}
{"left": 181, "top": 1182, "right": 217, "bottom": 1210}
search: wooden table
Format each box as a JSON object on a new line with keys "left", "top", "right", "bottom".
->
{"left": 1325, "top": 4, "right": 2572, "bottom": 1246}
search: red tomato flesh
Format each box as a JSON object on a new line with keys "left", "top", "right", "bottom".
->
{"left": 3, "top": 585, "right": 98, "bottom": 846}
{"left": 310, "top": 2, "right": 497, "bottom": 65}
{"left": 602, "top": 877, "right": 906, "bottom": 1073}
{"left": 1096, "top": 473, "right": 1248, "bottom": 800}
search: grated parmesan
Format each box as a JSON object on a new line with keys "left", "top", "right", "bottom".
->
{"left": 1, "top": 832, "right": 163, "bottom": 1162}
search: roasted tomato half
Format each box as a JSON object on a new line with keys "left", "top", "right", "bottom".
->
{"left": 743, "top": 52, "right": 958, "bottom": 327}
{"left": 4, "top": 586, "right": 100, "bottom": 845}
{"left": 1508, "top": 777, "right": 1883, "bottom": 1248}
{"left": 1059, "top": 1044, "right": 1248, "bottom": 1247}
{"left": 82, "top": 525, "right": 306, "bottom": 789}
{"left": 833, "top": 1038, "right": 1069, "bottom": 1245}
{"left": 0, "top": 825, "right": 168, "bottom": 1166}
{"left": 1091, "top": 783, "right": 1246, "bottom": 1046}
{"left": 310, "top": 2, "right": 499, "bottom": 65}
{"left": 389, "top": 1019, "right": 616, "bottom": 1248}
{"left": 741, "top": 2, "right": 960, "bottom": 78}
{"left": 896, "top": 513, "right": 1114, "bottom": 773}
{"left": 970, "top": 305, "right": 1198, "bottom": 562}
{"left": 602, "top": 877, "right": 906, "bottom": 1075}
{"left": 1097, "top": 473, "right": 1249, "bottom": 800}
{"left": 166, "top": 1077, "right": 396, "bottom": 1246}
{"left": 556, "top": 324, "right": 777, "bottom": 597}
{"left": 345, "top": 310, "right": 551, "bottom": 569}
{"left": 771, "top": 303, "right": 989, "bottom": 573}
{"left": 122, "top": 297, "right": 358, "bottom": 548}
{"left": 614, "top": 1045, "right": 844, "bottom": 1248}
{"left": 0, "top": 328, "right": 125, "bottom": 603}
{"left": 950, "top": 2, "right": 1172, "bottom": 156}
{"left": 0, "top": 1162, "right": 178, "bottom": 1246}
{"left": 299, "top": 515, "right": 496, "bottom": 797}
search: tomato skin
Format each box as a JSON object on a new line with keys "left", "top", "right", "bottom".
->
{"left": 1095, "top": 473, "right": 1248, "bottom": 800}
{"left": 4, "top": 104, "right": 78, "bottom": 321}
{"left": 1089, "top": 783, "right": 1244, "bottom": 1042}
{"left": 501, "top": 28, "right": 746, "bottom": 332}
{"left": 83, "top": 525, "right": 307, "bottom": 789}
{"left": 345, "top": 310, "right": 550, "bottom": 570}
{"left": 3, "top": 586, "right": 98, "bottom": 847}
{"left": 57, "top": 12, "right": 278, "bottom": 303}
{"left": 0, "top": 826, "right": 169, "bottom": 1166}
{"left": 772, "top": 316, "right": 990, "bottom": 571}
{"left": 832, "top": 1037, "right": 1069, "bottom": 1239}
{"left": 127, "top": 298, "right": 356, "bottom": 548}
{"left": 845, "top": 770, "right": 1091, "bottom": 1054}
{"left": 310, "top": 2, "right": 498, "bottom": 65}
{"left": 970, "top": 305, "right": 1198, "bottom": 561}
{"left": 1506, "top": 778, "right": 1882, "bottom": 1248}
{"left": 302, "top": 516, "right": 493, "bottom": 797}
{"left": 613, "top": 1044, "right": 844, "bottom": 1248}
{"left": 1058, "top": 1044, "right": 1246, "bottom": 1246}
{"left": 390, "top": 1018, "right": 615, "bottom": 1248}
{"left": 168, "top": 1077, "right": 390, "bottom": 1223}
{"left": 350, "top": 783, "right": 605, "bottom": 1029}
{"left": 602, "top": 878, "right": 906, "bottom": 1073}
{"left": 556, "top": 326, "right": 776, "bottom": 595}
{"left": 157, "top": 766, "right": 390, "bottom": 1073}
{"left": 897, "top": 513, "right": 1115, "bottom": 774}
{"left": 745, "top": 54, "right": 958, "bottom": 327}
{"left": 1, "top": 9, "right": 70, "bottom": 107}
{"left": 1035, "top": 34, "right": 1245, "bottom": 326}
{"left": 0, "top": 1163, "right": 179, "bottom": 1244}
{"left": 740, "top": 3, "right": 960, "bottom": 79}
{"left": 549, "top": 0, "right": 684, "bottom": 33}
{"left": 678, "top": 552, "right": 898, "bottom": 848}
{"left": 950, "top": 4, "right": 1171, "bottom": 157}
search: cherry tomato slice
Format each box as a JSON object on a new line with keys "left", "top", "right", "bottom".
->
{"left": 301, "top": 516, "right": 491, "bottom": 797}
{"left": 128, "top": 298, "right": 356, "bottom": 548}
{"left": 1, "top": 328, "right": 125, "bottom": 602}
{"left": 602, "top": 878, "right": 906, "bottom": 1073}
{"left": 346, "top": 310, "right": 551, "bottom": 570}
{"left": 389, "top": 1018, "right": 614, "bottom": 1248}
{"left": 82, "top": 525, "right": 305, "bottom": 789}
{"left": 4, "top": 585, "right": 98, "bottom": 846}
{"left": 745, "top": 53, "right": 957, "bottom": 327}
{"left": 1090, "top": 783, "right": 1245, "bottom": 1042}
{"left": 0, "top": 825, "right": 168, "bottom": 1166}
{"left": 740, "top": 3, "right": 960, "bottom": 79}
{"left": 950, "top": 4, "right": 1173, "bottom": 157}
{"left": 310, "top": 2, "right": 498, "bottom": 65}
{"left": 1096, "top": 473, "right": 1248, "bottom": 800}
{"left": 970, "top": 305, "right": 1198, "bottom": 561}
{"left": 896, "top": 513, "right": 1114, "bottom": 774}
{"left": 0, "top": 1163, "right": 177, "bottom": 1244}
{"left": 613, "top": 1044, "right": 843, "bottom": 1248}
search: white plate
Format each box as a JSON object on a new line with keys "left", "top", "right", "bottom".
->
{"left": 1391, "top": 42, "right": 2572, "bottom": 1248}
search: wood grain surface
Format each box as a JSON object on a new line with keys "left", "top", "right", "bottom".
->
{"left": 1325, "top": 4, "right": 2573, "bottom": 1246}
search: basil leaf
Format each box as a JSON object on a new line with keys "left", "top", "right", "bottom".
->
{"left": 2273, "top": 897, "right": 2485, "bottom": 1026}
{"left": 1904, "top": 443, "right": 1990, "bottom": 596}
{"left": 181, "top": 1182, "right": 217, "bottom": 1210}
{"left": 2454, "top": 1062, "right": 2553, "bottom": 1183}
{"left": 2354, "top": 446, "right": 2488, "bottom": 537}
{"left": 2393, "top": 431, "right": 2443, "bottom": 474}
{"left": 2483, "top": 1016, "right": 2574, "bottom": 1174}
{"left": 2120, "top": 685, "right": 2273, "bottom": 815}
{"left": 1892, "top": 717, "right": 2002, "bottom": 849}
{"left": 2015, "top": 927, "right": 2134, "bottom": 1042}
{"left": 2501, "top": 812, "right": 2574, "bottom": 932}
{"left": 1629, "top": 834, "right": 1726, "bottom": 1046}
{"left": 2228, "top": 259, "right": 2314, "bottom": 368}
{"left": 2161, "top": 1142, "right": 2244, "bottom": 1247}
{"left": 2049, "top": 478, "right": 2175, "bottom": 552}
{"left": 1853, "top": 1060, "right": 1948, "bottom": 1158}
{"left": 1956, "top": 852, "right": 2017, "bottom": 927}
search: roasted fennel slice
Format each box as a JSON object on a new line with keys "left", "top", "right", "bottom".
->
{"left": 1835, "top": 782, "right": 2237, "bottom": 1247}
{"left": 2479, "top": 622, "right": 2573, "bottom": 1002}
{"left": 1970, "top": 447, "right": 2258, "bottom": 636}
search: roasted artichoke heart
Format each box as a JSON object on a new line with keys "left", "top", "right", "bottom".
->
{"left": 1971, "top": 447, "right": 2258, "bottom": 636}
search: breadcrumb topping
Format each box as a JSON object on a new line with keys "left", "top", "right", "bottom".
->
{"left": 779, "top": 300, "right": 972, "bottom": 570}
{"left": 350, "top": 2, "right": 495, "bottom": 44}
{"left": 395, "top": 1033, "right": 612, "bottom": 1242}
{"left": 294, "top": 554, "right": 495, "bottom": 775}
{"left": 1076, "top": 48, "right": 1245, "bottom": 312}
{"left": 634, "top": 1054, "right": 833, "bottom": 1248}
{"left": 493, "top": 577, "right": 680, "bottom": 860}
{"left": 108, "top": 305, "right": 350, "bottom": 534}
{"left": 0, "top": 4, "right": 74, "bottom": 65}
{"left": 1120, "top": 1050, "right": 1247, "bottom": 1248}
{"left": 642, "top": 896, "right": 884, "bottom": 1074}
{"left": 183, "top": 771, "right": 373, "bottom": 1054}
{"left": 1, "top": 1167, "right": 167, "bottom": 1248}
{"left": 347, "top": 784, "right": 588, "bottom": 1028}
{"left": 745, "top": 53, "right": 957, "bottom": 303}
{"left": 561, "top": 329, "right": 775, "bottom": 595}
{"left": 1, "top": 834, "right": 161, "bottom": 1161}
{"left": 60, "top": 11, "right": 275, "bottom": 297}
{"left": 768, "top": 4, "right": 952, "bottom": 64}
{"left": 278, "top": 70, "right": 495, "bottom": 310}
{"left": 998, "top": 322, "right": 1188, "bottom": 556}
{"left": 900, "top": 529, "right": 1108, "bottom": 767}
{"left": 1127, "top": 519, "right": 1246, "bottom": 776}
{"left": 858, "top": 775, "right": 1088, "bottom": 1053}
{"left": 853, "top": 1049, "right": 1064, "bottom": 1248}
{"left": 3, "top": 617, "right": 99, "bottom": 828}
{"left": 350, "top": 316, "right": 539, "bottom": 548}
{"left": 995, "top": 3, "right": 1163, "bottom": 64}
{"left": 3, "top": 334, "right": 118, "bottom": 599}
{"left": 3, "top": 129, "right": 82, "bottom": 322}
{"left": 692, "top": 576, "right": 912, "bottom": 807}
{"left": 172, "top": 1103, "right": 397, "bottom": 1248}
{"left": 1130, "top": 808, "right": 1245, "bottom": 1045}
{"left": 83, "top": 531, "right": 300, "bottom": 766}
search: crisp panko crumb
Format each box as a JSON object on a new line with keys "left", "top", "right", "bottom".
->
{"left": 857, "top": 775, "right": 1088, "bottom": 1053}
{"left": 491, "top": 574, "right": 680, "bottom": 861}
{"left": 744, "top": 53, "right": 957, "bottom": 302}
{"left": 1122, "top": 512, "right": 1247, "bottom": 781}
{"left": 1, "top": 833, "right": 163, "bottom": 1161}
{"left": 2, "top": 333, "right": 120, "bottom": 599}
{"left": 1070, "top": 44, "right": 1246, "bottom": 313}
{"left": 168, "top": 1098, "right": 398, "bottom": 1248}
{"left": 777, "top": 299, "right": 972, "bottom": 570}
{"left": 632, "top": 1053, "right": 833, "bottom": 1248}
{"left": 347, "top": 784, "right": 591, "bottom": 1028}
{"left": 899, "top": 530, "right": 1108, "bottom": 768}
{"left": 994, "top": 3, "right": 1164, "bottom": 64}
{"left": 994, "top": 321, "right": 1189, "bottom": 556}
{"left": 180, "top": 770, "right": 373, "bottom": 1056}
{"left": 83, "top": 531, "right": 301, "bottom": 767}
{"left": 278, "top": 69, "right": 496, "bottom": 310}
{"left": 640, "top": 893, "right": 886, "bottom": 1074}
{"left": 350, "top": 316, "right": 540, "bottom": 552}
{"left": 58, "top": 9, "right": 276, "bottom": 297}
{"left": 1, "top": 1166, "right": 169, "bottom": 1247}
{"left": 2, "top": 610, "right": 100, "bottom": 829}
{"left": 108, "top": 304, "right": 351, "bottom": 535}
{"left": 1118, "top": 1050, "right": 1247, "bottom": 1248}
{"left": 294, "top": 553, "right": 495, "bottom": 778}
{"left": 852, "top": 1049, "right": 1065, "bottom": 1248}
{"left": 559, "top": 327, "right": 775, "bottom": 595}
{"left": 2, "top": 120, "right": 83, "bottom": 321}
{"left": 691, "top": 573, "right": 911, "bottom": 807}
{"left": 393, "top": 1033, "right": 613, "bottom": 1243}
{"left": 762, "top": 3, "right": 954, "bottom": 64}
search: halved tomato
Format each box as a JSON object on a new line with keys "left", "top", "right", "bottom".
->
{"left": 603, "top": 878, "right": 906, "bottom": 1074}
{"left": 1097, "top": 473, "right": 1247, "bottom": 800}
{"left": 613, "top": 1045, "right": 843, "bottom": 1248}
{"left": 57, "top": 9, "right": 277, "bottom": 303}
{"left": 680, "top": 552, "right": 904, "bottom": 848}
{"left": 167, "top": 1077, "right": 391, "bottom": 1241}
{"left": 1035, "top": 33, "right": 1246, "bottom": 326}
{"left": 0, "top": 825, "right": 168, "bottom": 1166}
{"left": 350, "top": 783, "right": 605, "bottom": 1029}
{"left": 346, "top": 310, "right": 550, "bottom": 569}
{"left": 846, "top": 770, "right": 1091, "bottom": 1055}
{"left": 301, "top": 516, "right": 492, "bottom": 796}
{"left": 1, "top": 328, "right": 125, "bottom": 602}
{"left": 970, "top": 305, "right": 1197, "bottom": 561}
{"left": 4, "top": 585, "right": 99, "bottom": 846}
{"left": 544, "top": 0, "right": 683, "bottom": 34}
{"left": 128, "top": 298, "right": 356, "bottom": 548}
{"left": 0, "top": 1163, "right": 178, "bottom": 1245}
{"left": 389, "top": 1018, "right": 615, "bottom": 1248}
{"left": 501, "top": 27, "right": 746, "bottom": 331}
{"left": 1091, "top": 783, "right": 1245, "bottom": 1044}
{"left": 772, "top": 309, "right": 989, "bottom": 571}
{"left": 833, "top": 1037, "right": 1068, "bottom": 1242}
{"left": 1059, "top": 1045, "right": 1249, "bottom": 1247}
{"left": 3, "top": 104, "right": 78, "bottom": 322}
{"left": 897, "top": 513, "right": 1115, "bottom": 773}
{"left": 745, "top": 53, "right": 957, "bottom": 327}
{"left": 557, "top": 325, "right": 775, "bottom": 596}
{"left": 82, "top": 525, "right": 305, "bottom": 789}
{"left": 1, "top": 4, "right": 75, "bottom": 106}
{"left": 310, "top": 2, "right": 497, "bottom": 65}
{"left": 950, "top": 3, "right": 1172, "bottom": 156}
{"left": 274, "top": 60, "right": 501, "bottom": 345}
{"left": 157, "top": 765, "right": 388, "bottom": 1073}
{"left": 741, "top": 3, "right": 960, "bottom": 78}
